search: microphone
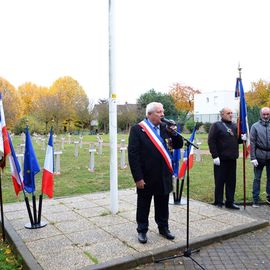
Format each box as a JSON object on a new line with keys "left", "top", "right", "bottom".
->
{"left": 160, "top": 117, "right": 176, "bottom": 126}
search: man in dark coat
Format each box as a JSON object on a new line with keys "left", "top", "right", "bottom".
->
{"left": 208, "top": 107, "right": 242, "bottom": 210}
{"left": 128, "top": 102, "right": 183, "bottom": 244}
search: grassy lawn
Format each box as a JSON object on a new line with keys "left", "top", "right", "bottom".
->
{"left": 0, "top": 132, "right": 267, "bottom": 269}
{"left": 1, "top": 133, "right": 263, "bottom": 204}
{"left": 0, "top": 239, "right": 22, "bottom": 270}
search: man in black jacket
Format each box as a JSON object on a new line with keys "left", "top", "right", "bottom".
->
{"left": 208, "top": 107, "right": 241, "bottom": 210}
{"left": 128, "top": 102, "right": 183, "bottom": 244}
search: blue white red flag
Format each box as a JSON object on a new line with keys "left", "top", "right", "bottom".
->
{"left": 0, "top": 93, "right": 11, "bottom": 168}
{"left": 178, "top": 127, "right": 196, "bottom": 179}
{"left": 8, "top": 133, "right": 23, "bottom": 196}
{"left": 42, "top": 128, "right": 54, "bottom": 198}
{"left": 23, "top": 127, "right": 40, "bottom": 193}
{"left": 235, "top": 77, "right": 250, "bottom": 158}
{"left": 173, "top": 123, "right": 181, "bottom": 177}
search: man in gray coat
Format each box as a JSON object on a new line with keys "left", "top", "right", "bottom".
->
{"left": 250, "top": 107, "right": 270, "bottom": 207}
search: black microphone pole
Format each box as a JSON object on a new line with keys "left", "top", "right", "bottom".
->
{"left": 155, "top": 124, "right": 206, "bottom": 270}
{"left": 160, "top": 118, "right": 198, "bottom": 149}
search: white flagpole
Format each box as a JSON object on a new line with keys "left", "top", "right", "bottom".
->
{"left": 109, "top": 0, "right": 118, "bottom": 214}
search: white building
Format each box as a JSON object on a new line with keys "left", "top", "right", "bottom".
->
{"left": 194, "top": 91, "right": 239, "bottom": 123}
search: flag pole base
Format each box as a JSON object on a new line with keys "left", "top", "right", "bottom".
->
{"left": 169, "top": 196, "right": 187, "bottom": 205}
{"left": 24, "top": 221, "right": 47, "bottom": 229}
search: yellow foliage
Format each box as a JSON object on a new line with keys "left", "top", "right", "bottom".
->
{"left": 0, "top": 77, "right": 22, "bottom": 128}
{"left": 49, "top": 76, "right": 89, "bottom": 132}
{"left": 4, "top": 248, "right": 12, "bottom": 255}
{"left": 18, "top": 82, "right": 42, "bottom": 115}
{"left": 169, "top": 82, "right": 201, "bottom": 112}
{"left": 246, "top": 80, "right": 270, "bottom": 108}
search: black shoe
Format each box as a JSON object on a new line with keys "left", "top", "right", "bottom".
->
{"left": 138, "top": 233, "right": 147, "bottom": 244}
{"left": 225, "top": 203, "right": 240, "bottom": 210}
{"left": 159, "top": 229, "right": 175, "bottom": 240}
{"left": 216, "top": 203, "right": 223, "bottom": 208}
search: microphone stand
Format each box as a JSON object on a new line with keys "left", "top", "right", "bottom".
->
{"left": 155, "top": 130, "right": 206, "bottom": 270}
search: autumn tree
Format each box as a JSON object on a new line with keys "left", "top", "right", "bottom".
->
{"left": 35, "top": 87, "right": 55, "bottom": 132}
{"left": 50, "top": 76, "right": 90, "bottom": 133}
{"left": 246, "top": 79, "right": 270, "bottom": 108}
{"left": 169, "top": 83, "right": 201, "bottom": 126}
{"left": 169, "top": 83, "right": 201, "bottom": 113}
{"left": 0, "top": 77, "right": 22, "bottom": 128}
{"left": 18, "top": 82, "right": 40, "bottom": 115}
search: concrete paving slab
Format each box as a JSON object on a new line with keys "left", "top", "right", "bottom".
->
{"left": 2, "top": 188, "right": 269, "bottom": 270}
{"left": 91, "top": 214, "right": 129, "bottom": 227}
{"left": 54, "top": 219, "right": 96, "bottom": 234}
{"left": 26, "top": 235, "right": 74, "bottom": 256}
{"left": 82, "top": 238, "right": 137, "bottom": 264}
{"left": 74, "top": 206, "right": 110, "bottom": 218}
{"left": 64, "top": 200, "right": 100, "bottom": 210}
{"left": 4, "top": 209, "right": 29, "bottom": 220}
{"left": 9, "top": 217, "right": 32, "bottom": 231}
{"left": 41, "top": 203, "right": 75, "bottom": 214}
{"left": 38, "top": 247, "right": 93, "bottom": 270}
{"left": 67, "top": 227, "right": 113, "bottom": 246}
{"left": 16, "top": 223, "right": 61, "bottom": 242}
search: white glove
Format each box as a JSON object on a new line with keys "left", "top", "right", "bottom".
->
{"left": 251, "top": 159, "right": 258, "bottom": 167}
{"left": 213, "top": 157, "right": 220, "bottom": 166}
{"left": 241, "top": 134, "right": 247, "bottom": 141}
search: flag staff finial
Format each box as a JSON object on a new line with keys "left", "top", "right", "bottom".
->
{"left": 51, "top": 118, "right": 54, "bottom": 130}
{"left": 238, "top": 63, "right": 242, "bottom": 79}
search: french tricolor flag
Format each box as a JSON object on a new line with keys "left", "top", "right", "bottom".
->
{"left": 42, "top": 129, "right": 54, "bottom": 198}
{"left": 8, "top": 133, "right": 23, "bottom": 196}
{"left": 0, "top": 93, "right": 11, "bottom": 169}
{"left": 178, "top": 127, "right": 196, "bottom": 179}
{"left": 235, "top": 77, "right": 250, "bottom": 158}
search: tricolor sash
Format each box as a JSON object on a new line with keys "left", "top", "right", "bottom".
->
{"left": 139, "top": 120, "right": 173, "bottom": 173}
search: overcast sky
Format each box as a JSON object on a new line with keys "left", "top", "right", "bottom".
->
{"left": 1, "top": 0, "right": 270, "bottom": 104}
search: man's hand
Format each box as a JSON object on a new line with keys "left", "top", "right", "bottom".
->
{"left": 166, "top": 124, "right": 177, "bottom": 136}
{"left": 213, "top": 157, "right": 220, "bottom": 166}
{"left": 136, "top": 179, "right": 146, "bottom": 189}
{"left": 241, "top": 134, "right": 247, "bottom": 141}
{"left": 251, "top": 159, "right": 258, "bottom": 167}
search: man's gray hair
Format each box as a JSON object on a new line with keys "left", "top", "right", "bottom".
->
{"left": 219, "top": 108, "right": 225, "bottom": 115}
{"left": 219, "top": 107, "right": 232, "bottom": 115}
{"left": 146, "top": 102, "right": 163, "bottom": 116}
{"left": 260, "top": 107, "right": 270, "bottom": 115}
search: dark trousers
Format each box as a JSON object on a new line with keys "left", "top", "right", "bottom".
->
{"left": 136, "top": 193, "right": 169, "bottom": 233}
{"left": 214, "top": 159, "right": 236, "bottom": 206}
{"left": 252, "top": 159, "right": 270, "bottom": 202}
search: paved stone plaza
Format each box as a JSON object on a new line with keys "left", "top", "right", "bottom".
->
{"left": 132, "top": 205, "right": 270, "bottom": 270}
{"left": 3, "top": 189, "right": 269, "bottom": 270}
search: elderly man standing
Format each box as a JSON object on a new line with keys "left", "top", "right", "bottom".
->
{"left": 250, "top": 107, "right": 270, "bottom": 207}
{"left": 208, "top": 107, "right": 242, "bottom": 210}
{"left": 128, "top": 102, "right": 183, "bottom": 244}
